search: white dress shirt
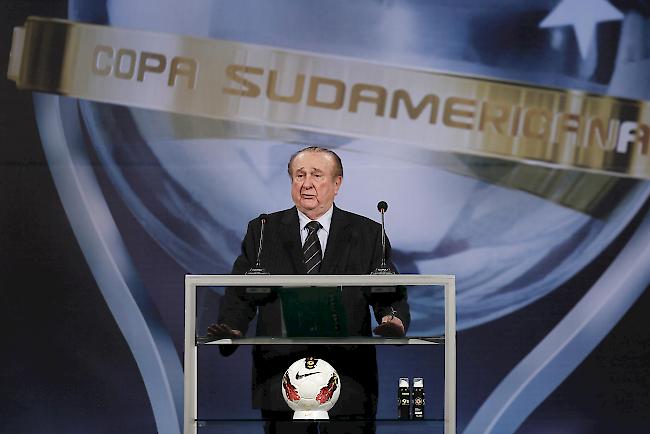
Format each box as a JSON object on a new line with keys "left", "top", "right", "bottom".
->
{"left": 297, "top": 205, "right": 333, "bottom": 255}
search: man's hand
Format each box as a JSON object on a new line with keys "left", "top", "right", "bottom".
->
{"left": 373, "top": 315, "right": 405, "bottom": 337}
{"left": 207, "top": 323, "right": 243, "bottom": 339}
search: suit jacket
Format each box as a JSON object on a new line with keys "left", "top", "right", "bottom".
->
{"left": 218, "top": 205, "right": 410, "bottom": 414}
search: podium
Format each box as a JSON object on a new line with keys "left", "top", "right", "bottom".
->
{"left": 184, "top": 274, "right": 456, "bottom": 434}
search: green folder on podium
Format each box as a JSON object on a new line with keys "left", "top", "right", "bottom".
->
{"left": 278, "top": 287, "right": 348, "bottom": 337}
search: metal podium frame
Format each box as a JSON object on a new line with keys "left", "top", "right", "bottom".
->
{"left": 184, "top": 274, "right": 456, "bottom": 434}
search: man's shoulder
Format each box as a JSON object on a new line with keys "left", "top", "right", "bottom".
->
{"left": 268, "top": 207, "right": 295, "bottom": 220}
{"left": 246, "top": 207, "right": 295, "bottom": 225}
{"left": 335, "top": 206, "right": 381, "bottom": 229}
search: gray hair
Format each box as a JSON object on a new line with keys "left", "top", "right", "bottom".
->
{"left": 287, "top": 146, "right": 343, "bottom": 178}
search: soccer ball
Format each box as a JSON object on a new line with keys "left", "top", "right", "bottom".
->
{"left": 282, "top": 357, "right": 341, "bottom": 419}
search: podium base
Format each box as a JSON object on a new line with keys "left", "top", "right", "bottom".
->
{"left": 371, "top": 268, "right": 395, "bottom": 275}
{"left": 293, "top": 410, "right": 329, "bottom": 420}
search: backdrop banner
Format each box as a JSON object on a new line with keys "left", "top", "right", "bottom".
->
{"left": 9, "top": 17, "right": 650, "bottom": 179}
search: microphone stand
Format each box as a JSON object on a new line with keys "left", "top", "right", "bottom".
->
{"left": 372, "top": 201, "right": 395, "bottom": 275}
{"left": 246, "top": 214, "right": 270, "bottom": 275}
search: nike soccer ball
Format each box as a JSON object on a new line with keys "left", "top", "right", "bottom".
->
{"left": 282, "top": 357, "right": 341, "bottom": 413}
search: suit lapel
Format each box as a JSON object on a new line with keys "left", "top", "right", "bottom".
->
{"left": 320, "top": 205, "right": 351, "bottom": 274}
{"left": 280, "top": 207, "right": 306, "bottom": 274}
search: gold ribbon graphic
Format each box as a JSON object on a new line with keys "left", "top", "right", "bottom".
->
{"left": 7, "top": 16, "right": 650, "bottom": 182}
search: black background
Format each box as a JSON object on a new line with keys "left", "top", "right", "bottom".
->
{"left": 1, "top": 1, "right": 155, "bottom": 432}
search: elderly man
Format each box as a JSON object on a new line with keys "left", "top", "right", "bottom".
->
{"left": 210, "top": 146, "right": 410, "bottom": 434}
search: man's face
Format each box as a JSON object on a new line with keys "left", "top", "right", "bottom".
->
{"left": 290, "top": 151, "right": 342, "bottom": 219}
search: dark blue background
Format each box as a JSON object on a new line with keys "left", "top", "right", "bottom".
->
{"left": 1, "top": 1, "right": 649, "bottom": 433}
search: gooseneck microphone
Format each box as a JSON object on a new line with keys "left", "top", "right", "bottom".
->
{"left": 372, "top": 201, "right": 395, "bottom": 275}
{"left": 378, "top": 201, "right": 388, "bottom": 269}
{"left": 255, "top": 213, "right": 268, "bottom": 268}
{"left": 246, "top": 213, "right": 270, "bottom": 275}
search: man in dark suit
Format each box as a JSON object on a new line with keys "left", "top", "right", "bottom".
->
{"left": 210, "top": 146, "right": 410, "bottom": 434}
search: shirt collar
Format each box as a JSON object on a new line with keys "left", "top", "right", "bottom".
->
{"left": 297, "top": 205, "right": 333, "bottom": 235}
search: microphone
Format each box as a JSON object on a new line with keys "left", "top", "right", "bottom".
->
{"left": 246, "top": 213, "right": 270, "bottom": 275}
{"left": 372, "top": 201, "right": 395, "bottom": 275}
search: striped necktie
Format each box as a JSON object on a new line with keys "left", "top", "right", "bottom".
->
{"left": 303, "top": 221, "right": 322, "bottom": 274}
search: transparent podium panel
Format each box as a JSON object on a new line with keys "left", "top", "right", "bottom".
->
{"left": 196, "top": 344, "right": 445, "bottom": 423}
{"left": 194, "top": 283, "right": 446, "bottom": 342}
{"left": 185, "top": 275, "right": 456, "bottom": 434}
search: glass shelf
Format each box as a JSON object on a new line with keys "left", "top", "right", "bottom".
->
{"left": 194, "top": 418, "right": 445, "bottom": 434}
{"left": 197, "top": 418, "right": 444, "bottom": 422}
{"left": 195, "top": 336, "right": 445, "bottom": 345}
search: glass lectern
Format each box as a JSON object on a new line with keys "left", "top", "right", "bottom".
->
{"left": 184, "top": 274, "right": 456, "bottom": 434}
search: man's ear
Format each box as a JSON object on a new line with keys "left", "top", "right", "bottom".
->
{"left": 334, "top": 176, "right": 342, "bottom": 193}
